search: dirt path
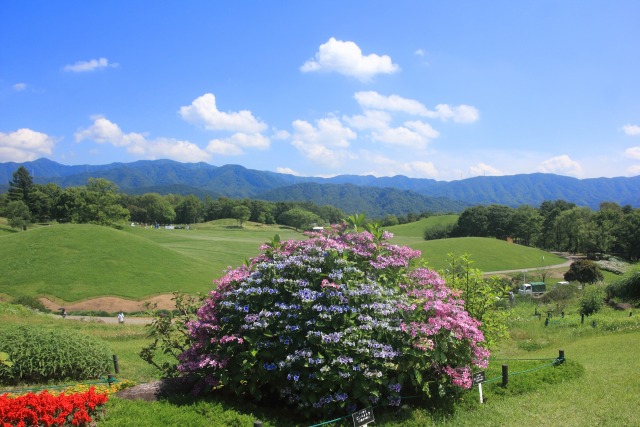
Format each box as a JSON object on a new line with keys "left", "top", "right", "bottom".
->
{"left": 39, "top": 294, "right": 176, "bottom": 314}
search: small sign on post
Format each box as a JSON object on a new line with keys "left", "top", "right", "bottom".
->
{"left": 473, "top": 371, "right": 486, "bottom": 404}
{"left": 352, "top": 407, "right": 375, "bottom": 427}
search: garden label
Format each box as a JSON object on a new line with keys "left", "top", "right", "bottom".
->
{"left": 352, "top": 407, "right": 375, "bottom": 427}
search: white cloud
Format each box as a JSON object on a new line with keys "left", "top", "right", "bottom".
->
{"left": 354, "top": 91, "right": 479, "bottom": 122}
{"left": 414, "top": 49, "right": 425, "bottom": 57}
{"left": 624, "top": 146, "right": 640, "bottom": 159}
{"left": 0, "top": 128, "right": 57, "bottom": 162}
{"left": 538, "top": 155, "right": 583, "bottom": 177}
{"left": 343, "top": 110, "right": 392, "bottom": 131}
{"left": 290, "top": 117, "right": 357, "bottom": 167}
{"left": 75, "top": 116, "right": 210, "bottom": 162}
{"left": 623, "top": 124, "right": 640, "bottom": 136}
{"left": 64, "top": 57, "right": 118, "bottom": 72}
{"left": 371, "top": 120, "right": 439, "bottom": 149}
{"left": 300, "top": 38, "right": 399, "bottom": 82}
{"left": 12, "top": 83, "right": 27, "bottom": 91}
{"left": 206, "top": 132, "right": 270, "bottom": 155}
{"left": 179, "top": 93, "right": 267, "bottom": 133}
{"left": 627, "top": 164, "right": 640, "bottom": 176}
{"left": 400, "top": 161, "right": 438, "bottom": 178}
{"left": 468, "top": 163, "right": 503, "bottom": 177}
{"left": 276, "top": 167, "right": 301, "bottom": 176}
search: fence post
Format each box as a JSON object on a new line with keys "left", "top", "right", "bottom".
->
{"left": 501, "top": 364, "right": 508, "bottom": 387}
{"left": 558, "top": 349, "right": 565, "bottom": 364}
{"left": 254, "top": 421, "right": 263, "bottom": 427}
{"left": 112, "top": 354, "right": 120, "bottom": 374}
{"left": 107, "top": 374, "right": 115, "bottom": 386}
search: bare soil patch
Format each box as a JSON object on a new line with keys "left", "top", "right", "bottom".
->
{"left": 39, "top": 294, "right": 176, "bottom": 313}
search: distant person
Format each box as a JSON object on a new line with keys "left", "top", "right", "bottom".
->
{"left": 117, "top": 312, "right": 125, "bottom": 324}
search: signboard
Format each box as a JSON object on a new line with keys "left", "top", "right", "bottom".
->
{"left": 352, "top": 407, "right": 375, "bottom": 427}
{"left": 472, "top": 371, "right": 486, "bottom": 385}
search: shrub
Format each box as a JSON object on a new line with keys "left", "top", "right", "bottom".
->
{"left": 11, "top": 295, "right": 50, "bottom": 313}
{"left": 178, "top": 224, "right": 489, "bottom": 418}
{"left": 579, "top": 286, "right": 605, "bottom": 317}
{"left": 564, "top": 259, "right": 603, "bottom": 284}
{"left": 606, "top": 266, "right": 640, "bottom": 301}
{"left": 0, "top": 326, "right": 112, "bottom": 385}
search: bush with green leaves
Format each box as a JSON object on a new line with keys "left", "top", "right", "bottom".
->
{"left": 178, "top": 223, "right": 489, "bottom": 418}
{"left": 579, "top": 286, "right": 605, "bottom": 317}
{"left": 11, "top": 295, "right": 50, "bottom": 313}
{"left": 564, "top": 259, "right": 603, "bottom": 284}
{"left": 606, "top": 266, "right": 640, "bottom": 302}
{"left": 0, "top": 326, "right": 112, "bottom": 385}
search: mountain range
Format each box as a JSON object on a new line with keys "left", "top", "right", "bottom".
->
{"left": 2, "top": 158, "right": 639, "bottom": 217}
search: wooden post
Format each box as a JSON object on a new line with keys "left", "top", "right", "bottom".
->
{"left": 107, "top": 374, "right": 115, "bottom": 386}
{"left": 112, "top": 354, "right": 120, "bottom": 374}
{"left": 558, "top": 349, "right": 565, "bottom": 364}
{"left": 501, "top": 364, "right": 509, "bottom": 387}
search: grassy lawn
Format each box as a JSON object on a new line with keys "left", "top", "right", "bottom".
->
{"left": 0, "top": 219, "right": 568, "bottom": 302}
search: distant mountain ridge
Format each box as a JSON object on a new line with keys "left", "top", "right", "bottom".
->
{"left": 1, "top": 158, "right": 639, "bottom": 216}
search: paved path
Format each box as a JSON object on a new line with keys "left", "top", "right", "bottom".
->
{"left": 484, "top": 253, "right": 583, "bottom": 275}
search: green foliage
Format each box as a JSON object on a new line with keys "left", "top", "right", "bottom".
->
{"left": 440, "top": 254, "right": 511, "bottom": 347}
{"left": 140, "top": 292, "right": 204, "bottom": 378}
{"left": 0, "top": 325, "right": 112, "bottom": 384}
{"left": 6, "top": 200, "right": 31, "bottom": 230}
{"left": 579, "top": 286, "right": 605, "bottom": 317}
{"left": 0, "top": 351, "right": 12, "bottom": 368}
{"left": 564, "top": 259, "right": 604, "bottom": 284}
{"left": 423, "top": 223, "right": 455, "bottom": 241}
{"left": 11, "top": 295, "right": 49, "bottom": 312}
{"left": 606, "top": 266, "right": 640, "bottom": 301}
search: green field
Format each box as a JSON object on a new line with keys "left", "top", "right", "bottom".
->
{"left": 1, "top": 218, "right": 564, "bottom": 302}
{"left": 0, "top": 221, "right": 301, "bottom": 301}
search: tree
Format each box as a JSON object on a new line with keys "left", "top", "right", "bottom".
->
{"left": 6, "top": 200, "right": 31, "bottom": 230}
{"left": 564, "top": 259, "right": 603, "bottom": 285}
{"left": 80, "top": 178, "right": 130, "bottom": 225}
{"left": 175, "top": 194, "right": 203, "bottom": 224}
{"left": 452, "top": 205, "right": 488, "bottom": 237}
{"left": 486, "top": 204, "right": 515, "bottom": 240}
{"left": 231, "top": 205, "right": 251, "bottom": 227}
{"left": 7, "top": 166, "right": 34, "bottom": 204}
{"left": 278, "top": 208, "right": 321, "bottom": 231}
{"left": 511, "top": 205, "right": 542, "bottom": 246}
{"left": 139, "top": 193, "right": 175, "bottom": 224}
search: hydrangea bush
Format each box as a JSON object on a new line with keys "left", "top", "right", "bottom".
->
{"left": 179, "top": 223, "right": 489, "bottom": 417}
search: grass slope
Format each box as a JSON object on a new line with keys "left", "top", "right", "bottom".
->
{"left": 0, "top": 222, "right": 299, "bottom": 302}
{"left": 386, "top": 215, "right": 458, "bottom": 237}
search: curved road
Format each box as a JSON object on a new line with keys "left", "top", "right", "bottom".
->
{"left": 484, "top": 254, "right": 580, "bottom": 275}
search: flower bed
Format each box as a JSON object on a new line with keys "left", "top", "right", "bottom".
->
{"left": 0, "top": 387, "right": 108, "bottom": 427}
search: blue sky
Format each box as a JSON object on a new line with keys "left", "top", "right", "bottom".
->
{"left": 1, "top": 1, "right": 639, "bottom": 181}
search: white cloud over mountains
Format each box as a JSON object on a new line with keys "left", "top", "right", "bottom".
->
{"left": 75, "top": 116, "right": 210, "bottom": 162}
{"left": 301, "top": 38, "right": 399, "bottom": 82}
{"left": 0, "top": 128, "right": 56, "bottom": 162}
{"left": 538, "top": 155, "right": 583, "bottom": 177}
{"left": 64, "top": 58, "right": 118, "bottom": 72}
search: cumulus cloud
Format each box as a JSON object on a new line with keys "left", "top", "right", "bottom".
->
{"left": 399, "top": 161, "right": 438, "bottom": 178}
{"left": 627, "top": 164, "right": 640, "bottom": 176}
{"left": 206, "top": 132, "right": 270, "bottom": 155}
{"left": 354, "top": 91, "right": 479, "bottom": 123}
{"left": 75, "top": 116, "right": 210, "bottom": 162}
{"left": 276, "top": 167, "right": 302, "bottom": 176}
{"left": 624, "top": 146, "right": 640, "bottom": 159}
{"left": 468, "top": 163, "right": 503, "bottom": 177}
{"left": 343, "top": 110, "right": 392, "bottom": 131}
{"left": 179, "top": 93, "right": 267, "bottom": 133}
{"left": 538, "top": 155, "right": 583, "bottom": 176}
{"left": 623, "top": 124, "right": 640, "bottom": 136}
{"left": 371, "top": 120, "right": 439, "bottom": 149}
{"left": 0, "top": 128, "right": 57, "bottom": 162}
{"left": 64, "top": 57, "right": 118, "bottom": 72}
{"left": 12, "top": 83, "right": 27, "bottom": 91}
{"left": 290, "top": 117, "right": 357, "bottom": 166}
{"left": 300, "top": 38, "right": 399, "bottom": 82}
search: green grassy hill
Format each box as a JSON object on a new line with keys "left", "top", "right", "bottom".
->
{"left": 0, "top": 222, "right": 300, "bottom": 302}
{"left": 386, "top": 215, "right": 458, "bottom": 237}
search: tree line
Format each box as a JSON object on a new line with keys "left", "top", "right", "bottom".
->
{"left": 0, "top": 166, "right": 344, "bottom": 231}
{"left": 429, "top": 201, "right": 640, "bottom": 261}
